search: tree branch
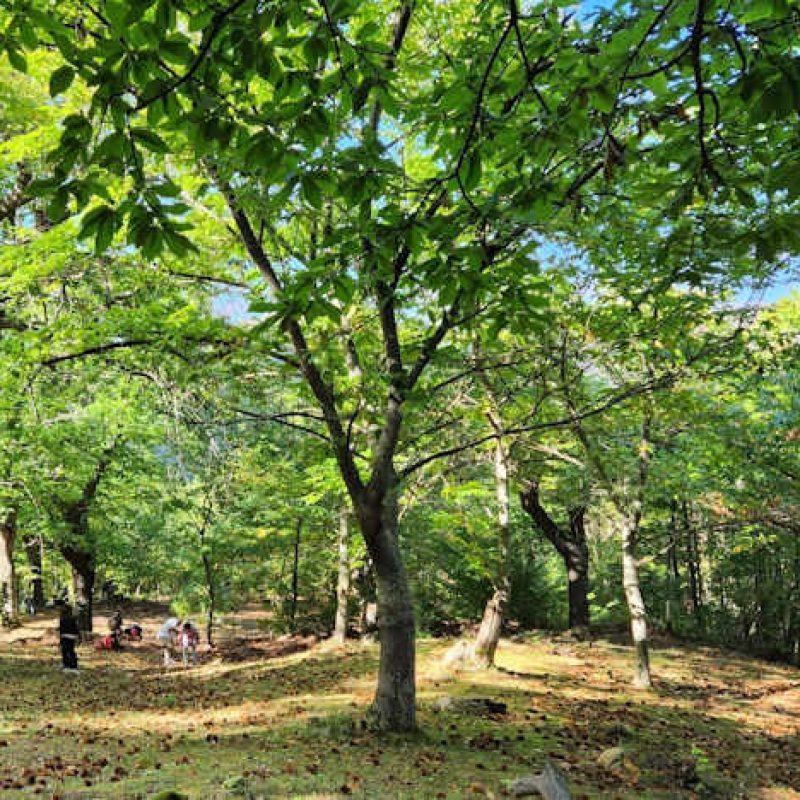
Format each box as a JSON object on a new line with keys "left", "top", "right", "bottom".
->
{"left": 135, "top": 0, "right": 249, "bottom": 110}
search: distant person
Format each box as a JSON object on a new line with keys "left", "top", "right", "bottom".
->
{"left": 180, "top": 621, "right": 199, "bottom": 667}
{"left": 58, "top": 605, "right": 80, "bottom": 672}
{"left": 156, "top": 617, "right": 180, "bottom": 666}
{"left": 108, "top": 609, "right": 123, "bottom": 650}
{"left": 123, "top": 622, "right": 143, "bottom": 641}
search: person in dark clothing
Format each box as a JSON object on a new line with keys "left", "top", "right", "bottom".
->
{"left": 59, "top": 605, "right": 80, "bottom": 671}
{"left": 108, "top": 609, "right": 123, "bottom": 650}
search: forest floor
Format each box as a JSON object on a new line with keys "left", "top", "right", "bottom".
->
{"left": 0, "top": 604, "right": 799, "bottom": 799}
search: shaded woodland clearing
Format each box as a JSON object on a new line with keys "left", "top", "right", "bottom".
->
{"left": 1, "top": 606, "right": 799, "bottom": 798}
{"left": 1, "top": 0, "right": 800, "bottom": 744}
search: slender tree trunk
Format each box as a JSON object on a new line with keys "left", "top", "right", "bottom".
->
{"left": 196, "top": 497, "right": 217, "bottom": 647}
{"left": 201, "top": 549, "right": 215, "bottom": 647}
{"left": 334, "top": 505, "right": 350, "bottom": 644}
{"left": 473, "top": 434, "right": 511, "bottom": 667}
{"left": 682, "top": 501, "right": 704, "bottom": 618}
{"left": 792, "top": 537, "right": 800, "bottom": 665}
{"left": 24, "top": 535, "right": 44, "bottom": 610}
{"left": 358, "top": 474, "right": 415, "bottom": 732}
{"left": 664, "top": 499, "right": 680, "bottom": 633}
{"left": 621, "top": 515, "right": 652, "bottom": 689}
{"left": 473, "top": 590, "right": 506, "bottom": 666}
{"left": 290, "top": 517, "right": 302, "bottom": 632}
{"left": 0, "top": 509, "right": 17, "bottom": 623}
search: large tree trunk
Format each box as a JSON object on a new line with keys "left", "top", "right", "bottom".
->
{"left": 0, "top": 509, "right": 17, "bottom": 623}
{"left": 58, "top": 449, "right": 115, "bottom": 633}
{"left": 621, "top": 515, "right": 652, "bottom": 689}
{"left": 473, "top": 433, "right": 511, "bottom": 667}
{"left": 334, "top": 505, "right": 350, "bottom": 644}
{"left": 566, "top": 507, "right": 590, "bottom": 630}
{"left": 521, "top": 484, "right": 590, "bottom": 631}
{"left": 358, "top": 475, "right": 415, "bottom": 732}
{"left": 62, "top": 546, "right": 95, "bottom": 632}
{"left": 24, "top": 535, "right": 44, "bottom": 610}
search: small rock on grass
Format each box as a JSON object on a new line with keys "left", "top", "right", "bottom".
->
{"left": 434, "top": 696, "right": 508, "bottom": 716}
{"left": 596, "top": 745, "right": 627, "bottom": 769}
{"left": 508, "top": 761, "right": 571, "bottom": 799}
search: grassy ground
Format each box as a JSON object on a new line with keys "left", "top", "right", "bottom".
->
{"left": 0, "top": 605, "right": 799, "bottom": 799}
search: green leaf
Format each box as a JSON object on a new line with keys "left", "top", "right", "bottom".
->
{"left": 131, "top": 127, "right": 170, "bottom": 153}
{"left": 49, "top": 66, "right": 75, "bottom": 97}
{"left": 189, "top": 10, "right": 214, "bottom": 31}
{"left": 94, "top": 131, "right": 126, "bottom": 161}
{"left": 46, "top": 190, "right": 69, "bottom": 223}
{"left": 161, "top": 38, "right": 195, "bottom": 65}
{"left": 740, "top": 0, "right": 782, "bottom": 24}
{"left": 301, "top": 174, "right": 323, "bottom": 209}
{"left": 462, "top": 152, "right": 482, "bottom": 191}
{"left": 163, "top": 228, "right": 197, "bottom": 257}
{"left": 592, "top": 85, "right": 615, "bottom": 114}
{"left": 6, "top": 45, "right": 27, "bottom": 73}
{"left": 78, "top": 205, "right": 116, "bottom": 250}
{"left": 95, "top": 209, "right": 118, "bottom": 252}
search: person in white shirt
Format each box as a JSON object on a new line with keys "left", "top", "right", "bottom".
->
{"left": 156, "top": 617, "right": 180, "bottom": 666}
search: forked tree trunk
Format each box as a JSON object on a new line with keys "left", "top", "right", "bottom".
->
{"left": 520, "top": 484, "right": 590, "bottom": 631}
{"left": 358, "top": 475, "right": 415, "bottom": 732}
{"left": 24, "top": 535, "right": 44, "bottom": 610}
{"left": 620, "top": 515, "right": 652, "bottom": 689}
{"left": 0, "top": 509, "right": 18, "bottom": 622}
{"left": 473, "top": 434, "right": 511, "bottom": 667}
{"left": 334, "top": 505, "right": 350, "bottom": 644}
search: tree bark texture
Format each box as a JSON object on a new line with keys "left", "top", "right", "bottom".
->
{"left": 682, "top": 501, "right": 704, "bottom": 618}
{"left": 61, "top": 545, "right": 95, "bottom": 632}
{"left": 58, "top": 450, "right": 115, "bottom": 632}
{"left": 0, "top": 509, "right": 18, "bottom": 622}
{"left": 621, "top": 515, "right": 652, "bottom": 688}
{"left": 357, "top": 474, "right": 415, "bottom": 732}
{"left": 198, "top": 499, "right": 216, "bottom": 647}
{"left": 290, "top": 517, "right": 302, "bottom": 632}
{"left": 473, "top": 433, "right": 511, "bottom": 667}
{"left": 334, "top": 504, "right": 350, "bottom": 644}
{"left": 202, "top": 548, "right": 215, "bottom": 647}
{"left": 24, "top": 535, "right": 44, "bottom": 610}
